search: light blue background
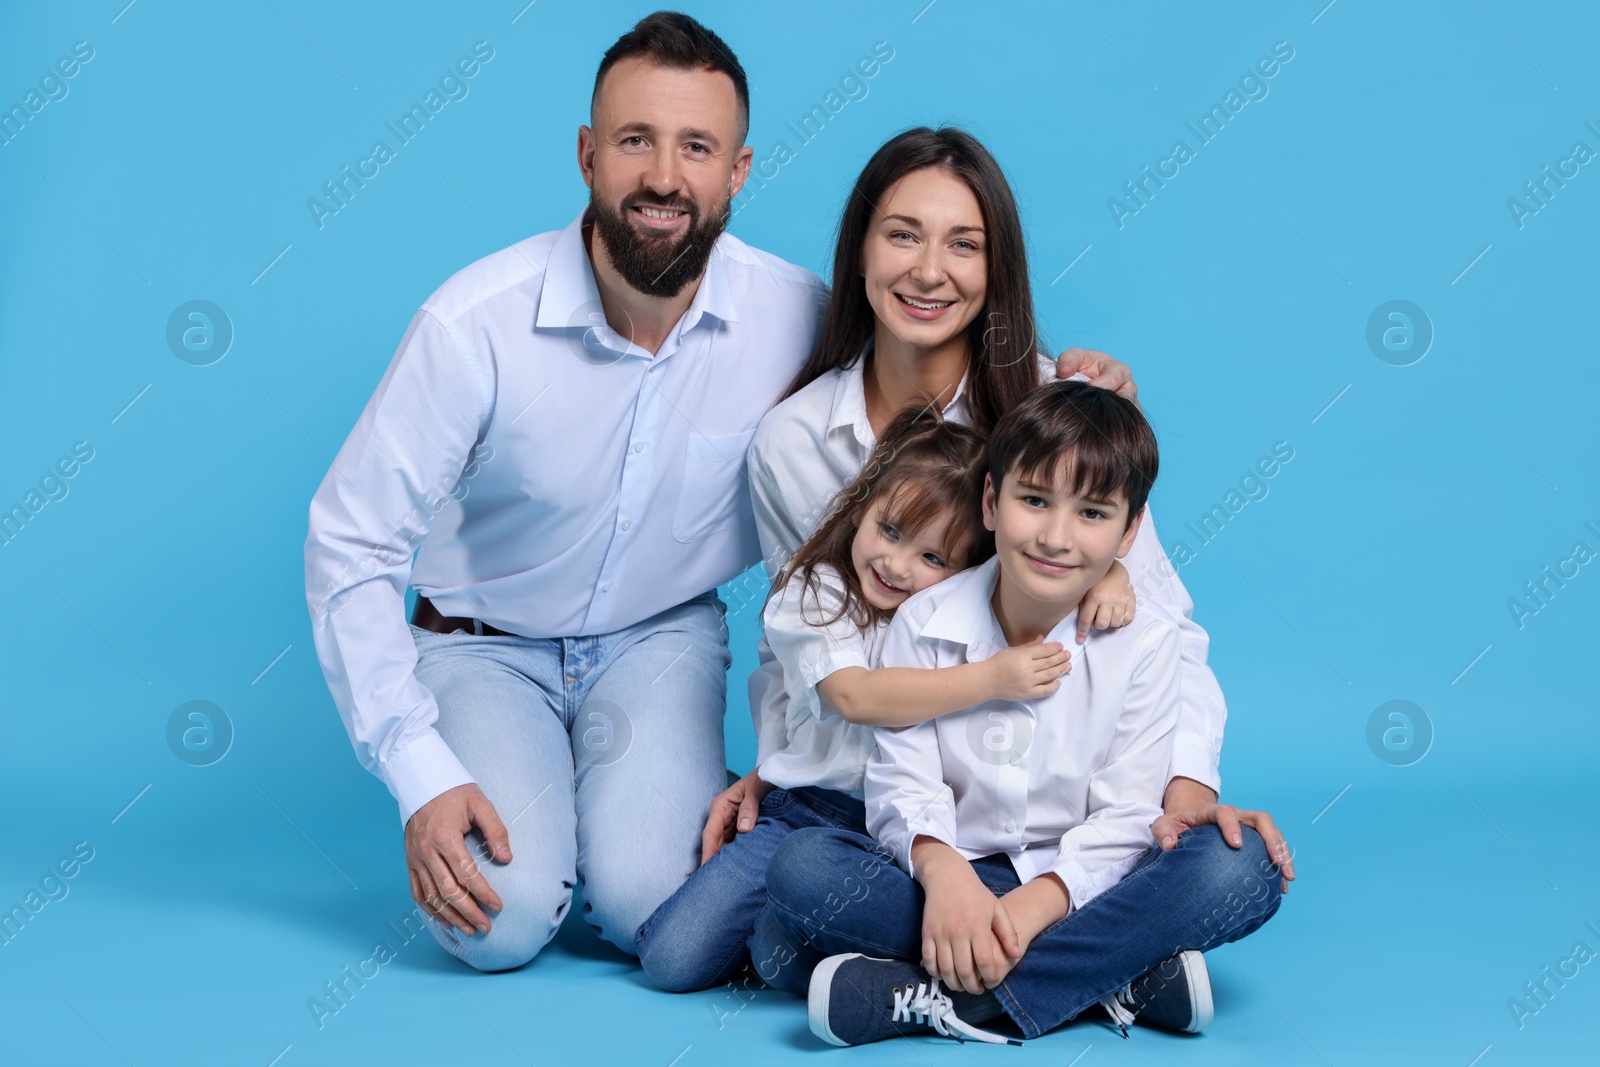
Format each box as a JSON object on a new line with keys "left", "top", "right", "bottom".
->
{"left": 2, "top": 1, "right": 1595, "bottom": 1063}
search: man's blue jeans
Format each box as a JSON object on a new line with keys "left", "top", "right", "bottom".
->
{"left": 635, "top": 786, "right": 864, "bottom": 993}
{"left": 407, "top": 589, "right": 731, "bottom": 972}
{"left": 763, "top": 825, "right": 1285, "bottom": 1039}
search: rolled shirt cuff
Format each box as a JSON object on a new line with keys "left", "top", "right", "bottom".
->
{"left": 897, "top": 822, "right": 959, "bottom": 880}
{"left": 385, "top": 729, "right": 477, "bottom": 829}
{"left": 1167, "top": 729, "right": 1222, "bottom": 798}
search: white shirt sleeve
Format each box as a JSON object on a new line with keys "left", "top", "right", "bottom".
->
{"left": 1120, "top": 507, "right": 1227, "bottom": 796}
{"left": 1049, "top": 357, "right": 1227, "bottom": 797}
{"left": 762, "top": 568, "right": 875, "bottom": 723}
{"left": 304, "top": 307, "right": 491, "bottom": 828}
{"left": 863, "top": 608, "right": 959, "bottom": 877}
{"left": 1048, "top": 618, "right": 1181, "bottom": 911}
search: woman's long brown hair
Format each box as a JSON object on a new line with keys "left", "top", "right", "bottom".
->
{"left": 764, "top": 406, "right": 995, "bottom": 635}
{"left": 779, "top": 126, "right": 1046, "bottom": 436}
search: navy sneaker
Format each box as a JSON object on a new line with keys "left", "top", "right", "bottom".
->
{"left": 808, "top": 954, "right": 1021, "bottom": 1047}
{"left": 1100, "top": 950, "right": 1214, "bottom": 1036}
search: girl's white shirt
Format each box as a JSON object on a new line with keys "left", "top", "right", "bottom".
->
{"left": 758, "top": 562, "right": 888, "bottom": 798}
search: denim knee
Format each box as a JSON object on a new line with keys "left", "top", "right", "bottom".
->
{"left": 427, "top": 879, "right": 571, "bottom": 973}
{"left": 765, "top": 827, "right": 849, "bottom": 922}
{"left": 1175, "top": 825, "right": 1283, "bottom": 946}
{"left": 635, "top": 908, "right": 734, "bottom": 993}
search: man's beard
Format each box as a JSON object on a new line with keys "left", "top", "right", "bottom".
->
{"left": 589, "top": 189, "right": 729, "bottom": 299}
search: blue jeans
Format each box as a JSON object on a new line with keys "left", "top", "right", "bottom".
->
{"left": 407, "top": 589, "right": 731, "bottom": 971}
{"left": 764, "top": 825, "right": 1284, "bottom": 1039}
{"left": 635, "top": 786, "right": 866, "bottom": 993}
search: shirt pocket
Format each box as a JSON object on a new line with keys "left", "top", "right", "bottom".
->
{"left": 672, "top": 428, "right": 758, "bottom": 543}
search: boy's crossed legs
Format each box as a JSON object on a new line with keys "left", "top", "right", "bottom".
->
{"left": 763, "top": 824, "right": 1284, "bottom": 1042}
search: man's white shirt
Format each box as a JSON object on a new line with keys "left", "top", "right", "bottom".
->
{"left": 746, "top": 346, "right": 1227, "bottom": 796}
{"left": 304, "top": 206, "right": 825, "bottom": 826}
{"left": 865, "top": 554, "right": 1181, "bottom": 913}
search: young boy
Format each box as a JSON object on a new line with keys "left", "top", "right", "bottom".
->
{"left": 761, "top": 380, "right": 1267, "bottom": 1046}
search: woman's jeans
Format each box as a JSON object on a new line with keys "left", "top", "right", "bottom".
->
{"left": 635, "top": 786, "right": 866, "bottom": 993}
{"left": 407, "top": 589, "right": 731, "bottom": 972}
{"left": 763, "top": 825, "right": 1285, "bottom": 1039}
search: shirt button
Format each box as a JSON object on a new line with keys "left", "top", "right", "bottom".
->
{"left": 1004, "top": 820, "right": 1017, "bottom": 834}
{"left": 620, "top": 519, "right": 632, "bottom": 530}
{"left": 601, "top": 582, "right": 612, "bottom": 593}
{"left": 633, "top": 443, "right": 645, "bottom": 453}
{"left": 1008, "top": 753, "right": 1020, "bottom": 766}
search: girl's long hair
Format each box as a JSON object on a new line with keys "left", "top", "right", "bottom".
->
{"left": 764, "top": 406, "right": 995, "bottom": 634}
{"left": 779, "top": 126, "right": 1045, "bottom": 436}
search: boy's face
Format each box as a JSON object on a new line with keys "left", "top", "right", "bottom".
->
{"left": 982, "top": 459, "right": 1142, "bottom": 614}
{"left": 851, "top": 495, "right": 967, "bottom": 612}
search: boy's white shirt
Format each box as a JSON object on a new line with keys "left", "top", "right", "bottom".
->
{"left": 865, "top": 554, "right": 1181, "bottom": 914}
{"left": 746, "top": 346, "right": 1225, "bottom": 797}
{"left": 759, "top": 562, "right": 887, "bottom": 799}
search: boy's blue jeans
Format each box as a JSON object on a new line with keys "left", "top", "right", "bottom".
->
{"left": 763, "top": 825, "right": 1285, "bottom": 1039}
{"left": 635, "top": 786, "right": 865, "bottom": 993}
{"left": 406, "top": 589, "right": 731, "bottom": 971}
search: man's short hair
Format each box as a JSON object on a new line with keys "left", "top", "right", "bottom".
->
{"left": 988, "top": 380, "right": 1160, "bottom": 529}
{"left": 593, "top": 12, "right": 749, "bottom": 143}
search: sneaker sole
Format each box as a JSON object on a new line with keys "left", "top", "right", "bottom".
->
{"left": 808, "top": 953, "right": 867, "bottom": 1047}
{"left": 1176, "top": 950, "right": 1214, "bottom": 1033}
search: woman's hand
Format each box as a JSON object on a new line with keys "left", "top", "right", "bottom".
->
{"left": 1054, "top": 347, "right": 1139, "bottom": 406}
{"left": 700, "top": 768, "right": 774, "bottom": 864}
{"left": 982, "top": 635, "right": 1070, "bottom": 701}
{"left": 1077, "top": 558, "right": 1136, "bottom": 643}
{"left": 1153, "top": 777, "right": 1297, "bottom": 893}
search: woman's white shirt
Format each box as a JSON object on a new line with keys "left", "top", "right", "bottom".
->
{"left": 746, "top": 348, "right": 1228, "bottom": 796}
{"left": 758, "top": 563, "right": 887, "bottom": 799}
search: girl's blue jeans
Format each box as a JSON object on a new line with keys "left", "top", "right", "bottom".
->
{"left": 635, "top": 785, "right": 865, "bottom": 993}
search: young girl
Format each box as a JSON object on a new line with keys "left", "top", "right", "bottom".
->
{"left": 634, "top": 406, "right": 1072, "bottom": 994}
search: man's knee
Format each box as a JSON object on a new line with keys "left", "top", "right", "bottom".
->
{"left": 582, "top": 868, "right": 683, "bottom": 955}
{"left": 426, "top": 875, "right": 573, "bottom": 973}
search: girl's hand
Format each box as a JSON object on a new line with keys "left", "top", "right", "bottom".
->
{"left": 1077, "top": 558, "right": 1136, "bottom": 643}
{"left": 983, "top": 636, "right": 1070, "bottom": 701}
{"left": 918, "top": 857, "right": 1021, "bottom": 994}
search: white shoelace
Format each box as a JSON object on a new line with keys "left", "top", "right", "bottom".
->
{"left": 1099, "top": 983, "right": 1138, "bottom": 1037}
{"left": 891, "top": 977, "right": 1015, "bottom": 1045}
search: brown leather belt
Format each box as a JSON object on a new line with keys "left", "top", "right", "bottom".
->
{"left": 411, "top": 595, "right": 519, "bottom": 637}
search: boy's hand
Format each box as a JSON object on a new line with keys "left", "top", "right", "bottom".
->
{"left": 1077, "top": 558, "right": 1136, "bottom": 643}
{"left": 983, "top": 636, "right": 1070, "bottom": 701}
{"left": 996, "top": 874, "right": 1071, "bottom": 959}
{"left": 915, "top": 844, "right": 1021, "bottom": 994}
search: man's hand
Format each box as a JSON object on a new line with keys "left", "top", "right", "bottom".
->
{"left": 405, "top": 783, "right": 511, "bottom": 937}
{"left": 700, "top": 768, "right": 773, "bottom": 864}
{"left": 913, "top": 839, "right": 1021, "bottom": 994}
{"left": 1054, "top": 347, "right": 1138, "bottom": 406}
{"left": 1153, "top": 777, "right": 1296, "bottom": 893}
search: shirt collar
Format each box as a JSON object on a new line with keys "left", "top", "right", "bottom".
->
{"left": 922, "top": 555, "right": 1086, "bottom": 662}
{"left": 828, "top": 338, "right": 974, "bottom": 450}
{"left": 534, "top": 206, "right": 740, "bottom": 333}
